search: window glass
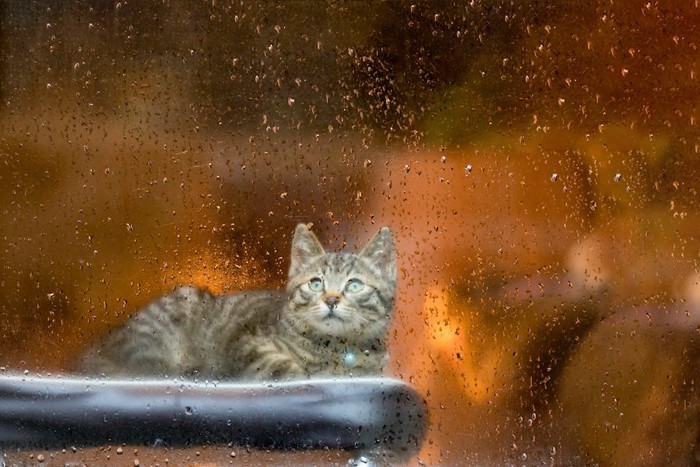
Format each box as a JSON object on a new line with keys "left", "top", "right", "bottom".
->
{"left": 1, "top": 1, "right": 698, "bottom": 464}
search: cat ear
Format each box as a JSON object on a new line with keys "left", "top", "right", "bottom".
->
{"left": 359, "top": 227, "right": 397, "bottom": 280}
{"left": 289, "top": 223, "right": 326, "bottom": 277}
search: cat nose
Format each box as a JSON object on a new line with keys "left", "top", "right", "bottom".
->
{"left": 323, "top": 293, "right": 341, "bottom": 309}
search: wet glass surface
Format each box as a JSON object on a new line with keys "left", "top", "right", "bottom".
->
{"left": 1, "top": 1, "right": 698, "bottom": 464}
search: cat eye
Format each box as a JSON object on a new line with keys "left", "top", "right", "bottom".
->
{"left": 308, "top": 277, "right": 324, "bottom": 292}
{"left": 345, "top": 279, "right": 365, "bottom": 293}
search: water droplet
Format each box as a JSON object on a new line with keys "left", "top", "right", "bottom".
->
{"left": 344, "top": 351, "right": 357, "bottom": 367}
{"left": 465, "top": 164, "right": 472, "bottom": 174}
{"left": 551, "top": 173, "right": 558, "bottom": 182}
{"left": 440, "top": 156, "right": 446, "bottom": 163}
{"left": 614, "top": 173, "right": 622, "bottom": 182}
{"left": 185, "top": 406, "right": 193, "bottom": 415}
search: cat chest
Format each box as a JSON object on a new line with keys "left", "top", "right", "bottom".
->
{"left": 292, "top": 341, "right": 384, "bottom": 376}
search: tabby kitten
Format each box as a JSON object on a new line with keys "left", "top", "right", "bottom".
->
{"left": 81, "top": 224, "right": 397, "bottom": 381}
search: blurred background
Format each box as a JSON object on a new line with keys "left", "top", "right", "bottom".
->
{"left": 0, "top": 1, "right": 698, "bottom": 465}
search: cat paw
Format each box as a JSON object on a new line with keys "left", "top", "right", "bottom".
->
{"left": 268, "top": 360, "right": 307, "bottom": 381}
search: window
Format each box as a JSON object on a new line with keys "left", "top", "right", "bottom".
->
{"left": 1, "top": 1, "right": 697, "bottom": 465}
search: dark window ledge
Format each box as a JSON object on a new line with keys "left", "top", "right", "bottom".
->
{"left": 0, "top": 374, "right": 427, "bottom": 456}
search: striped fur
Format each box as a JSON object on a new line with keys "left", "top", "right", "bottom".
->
{"left": 81, "top": 224, "right": 397, "bottom": 381}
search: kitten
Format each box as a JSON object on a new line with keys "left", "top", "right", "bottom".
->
{"left": 81, "top": 224, "right": 397, "bottom": 380}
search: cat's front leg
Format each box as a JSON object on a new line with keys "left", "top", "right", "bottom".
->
{"left": 237, "top": 335, "right": 307, "bottom": 381}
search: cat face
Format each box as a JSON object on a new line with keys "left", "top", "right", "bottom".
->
{"left": 285, "top": 224, "right": 397, "bottom": 342}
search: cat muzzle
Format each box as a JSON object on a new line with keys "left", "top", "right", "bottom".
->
{"left": 323, "top": 293, "right": 341, "bottom": 310}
